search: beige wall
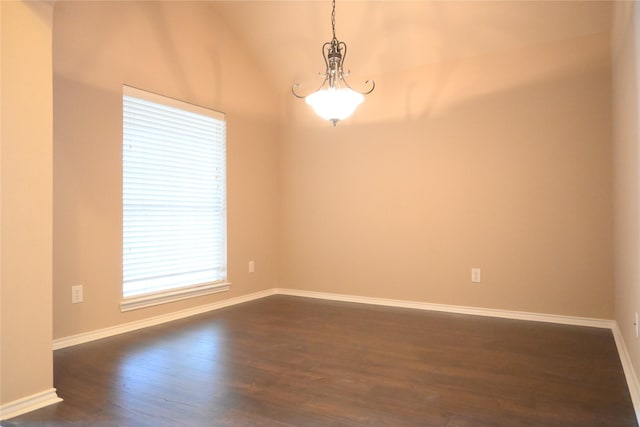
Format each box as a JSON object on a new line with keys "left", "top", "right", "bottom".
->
{"left": 1, "top": 1, "right": 55, "bottom": 405}
{"left": 612, "top": 0, "right": 640, "bottom": 388}
{"left": 280, "top": 32, "right": 614, "bottom": 319}
{"left": 51, "top": 1, "right": 615, "bottom": 339}
{"left": 52, "top": 1, "right": 279, "bottom": 339}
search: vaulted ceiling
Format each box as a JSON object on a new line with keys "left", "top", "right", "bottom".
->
{"left": 211, "top": 1, "right": 613, "bottom": 94}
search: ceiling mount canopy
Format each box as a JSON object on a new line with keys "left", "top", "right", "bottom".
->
{"left": 292, "top": 0, "right": 375, "bottom": 126}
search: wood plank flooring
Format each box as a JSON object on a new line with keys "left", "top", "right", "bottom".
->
{"left": 3, "top": 295, "right": 637, "bottom": 426}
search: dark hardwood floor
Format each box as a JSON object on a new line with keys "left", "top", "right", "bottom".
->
{"left": 3, "top": 295, "right": 637, "bottom": 426}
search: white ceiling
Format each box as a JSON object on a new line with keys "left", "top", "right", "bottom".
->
{"left": 211, "top": 1, "right": 613, "bottom": 93}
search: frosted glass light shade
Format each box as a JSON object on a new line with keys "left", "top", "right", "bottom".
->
{"left": 305, "top": 87, "right": 364, "bottom": 124}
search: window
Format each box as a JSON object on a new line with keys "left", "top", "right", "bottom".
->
{"left": 121, "top": 86, "right": 228, "bottom": 311}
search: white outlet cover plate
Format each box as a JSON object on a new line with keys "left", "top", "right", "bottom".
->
{"left": 71, "top": 285, "right": 83, "bottom": 304}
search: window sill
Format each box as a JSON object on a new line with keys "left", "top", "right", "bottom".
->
{"left": 120, "top": 281, "right": 231, "bottom": 312}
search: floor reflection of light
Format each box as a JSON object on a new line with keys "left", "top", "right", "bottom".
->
{"left": 113, "top": 322, "right": 229, "bottom": 417}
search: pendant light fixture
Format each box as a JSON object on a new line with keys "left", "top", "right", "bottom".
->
{"left": 292, "top": 0, "right": 375, "bottom": 126}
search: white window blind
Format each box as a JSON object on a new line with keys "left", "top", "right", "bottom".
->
{"left": 122, "top": 86, "right": 227, "bottom": 300}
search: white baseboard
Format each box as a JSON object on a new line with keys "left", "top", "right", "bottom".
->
{"left": 53, "top": 288, "right": 277, "bottom": 350}
{"left": 612, "top": 322, "right": 640, "bottom": 423}
{"left": 274, "top": 288, "right": 614, "bottom": 329}
{"left": 54, "top": 287, "right": 614, "bottom": 350}
{"left": 0, "top": 388, "right": 62, "bottom": 421}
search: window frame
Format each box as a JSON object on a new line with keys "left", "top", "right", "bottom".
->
{"left": 120, "top": 85, "right": 230, "bottom": 312}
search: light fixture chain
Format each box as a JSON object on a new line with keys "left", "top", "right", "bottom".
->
{"left": 331, "top": 0, "right": 337, "bottom": 41}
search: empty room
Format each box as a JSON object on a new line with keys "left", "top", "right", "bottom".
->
{"left": 1, "top": 0, "right": 639, "bottom": 425}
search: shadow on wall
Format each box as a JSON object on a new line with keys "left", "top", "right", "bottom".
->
{"left": 285, "top": 31, "right": 610, "bottom": 127}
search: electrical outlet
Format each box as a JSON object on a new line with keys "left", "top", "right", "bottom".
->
{"left": 71, "top": 285, "right": 83, "bottom": 304}
{"left": 249, "top": 260, "right": 255, "bottom": 273}
{"left": 471, "top": 268, "right": 481, "bottom": 283}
